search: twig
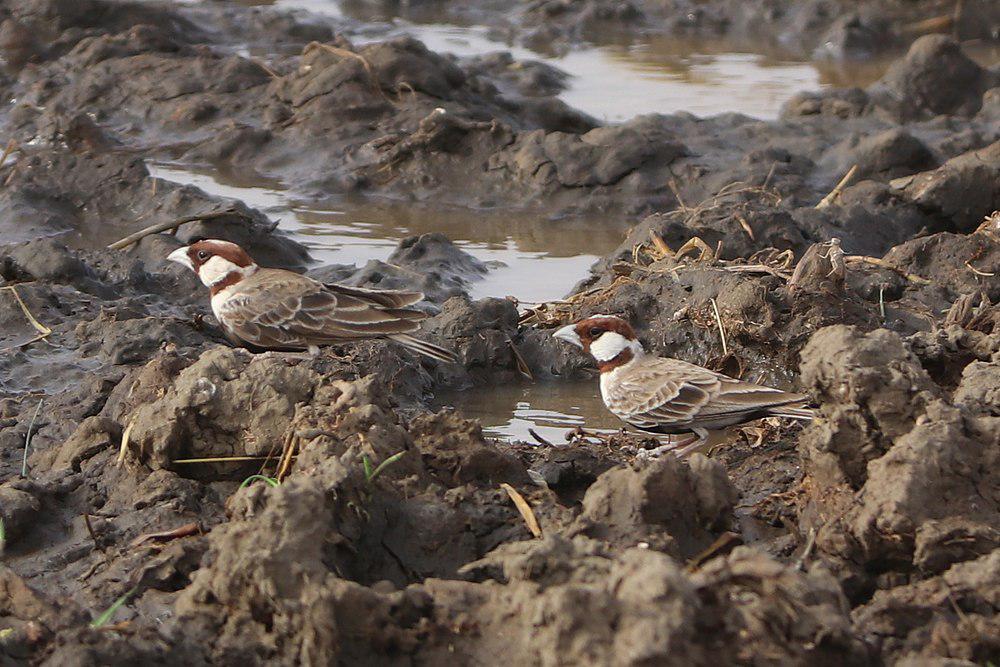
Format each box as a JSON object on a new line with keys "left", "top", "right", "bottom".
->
{"left": 878, "top": 284, "right": 887, "bottom": 321}
{"left": 709, "top": 298, "right": 728, "bottom": 357}
{"left": 500, "top": 483, "right": 542, "bottom": 538}
{"left": 667, "top": 178, "right": 687, "bottom": 210}
{"left": 845, "top": 255, "right": 930, "bottom": 284}
{"left": 816, "top": 165, "right": 858, "bottom": 209}
{"left": 83, "top": 514, "right": 104, "bottom": 553}
{"left": 21, "top": 398, "right": 43, "bottom": 478}
{"left": 527, "top": 428, "right": 553, "bottom": 447}
{"left": 794, "top": 527, "right": 818, "bottom": 571}
{"left": 107, "top": 207, "right": 239, "bottom": 250}
{"left": 129, "top": 522, "right": 201, "bottom": 548}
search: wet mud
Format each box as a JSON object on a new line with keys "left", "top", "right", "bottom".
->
{"left": 1, "top": 0, "right": 999, "bottom": 665}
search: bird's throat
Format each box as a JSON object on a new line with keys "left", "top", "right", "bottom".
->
{"left": 209, "top": 271, "right": 245, "bottom": 296}
{"left": 597, "top": 348, "right": 635, "bottom": 372}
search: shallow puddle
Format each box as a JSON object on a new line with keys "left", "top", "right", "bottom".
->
{"left": 148, "top": 163, "right": 626, "bottom": 304}
{"left": 435, "top": 379, "right": 622, "bottom": 444}
{"left": 242, "top": 0, "right": 911, "bottom": 120}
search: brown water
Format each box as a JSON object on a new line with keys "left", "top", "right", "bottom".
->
{"left": 148, "top": 164, "right": 627, "bottom": 304}
{"left": 435, "top": 379, "right": 622, "bottom": 444}
{"left": 242, "top": 1, "right": 1000, "bottom": 121}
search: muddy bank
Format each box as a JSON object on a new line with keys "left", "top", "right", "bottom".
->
{"left": 1, "top": 1, "right": 999, "bottom": 665}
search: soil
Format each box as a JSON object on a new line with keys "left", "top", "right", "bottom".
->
{"left": 1, "top": 1, "right": 999, "bottom": 665}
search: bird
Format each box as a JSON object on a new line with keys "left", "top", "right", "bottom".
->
{"left": 552, "top": 314, "right": 813, "bottom": 457}
{"left": 167, "top": 238, "right": 457, "bottom": 363}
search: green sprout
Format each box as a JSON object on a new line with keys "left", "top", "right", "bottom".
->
{"left": 362, "top": 451, "right": 406, "bottom": 485}
{"left": 238, "top": 475, "right": 280, "bottom": 490}
{"left": 90, "top": 586, "right": 138, "bottom": 628}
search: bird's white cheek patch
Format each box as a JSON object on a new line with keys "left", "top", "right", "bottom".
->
{"left": 199, "top": 256, "right": 245, "bottom": 287}
{"left": 590, "top": 332, "right": 631, "bottom": 362}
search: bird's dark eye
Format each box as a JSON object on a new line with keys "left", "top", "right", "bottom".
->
{"left": 588, "top": 327, "right": 603, "bottom": 337}
{"left": 197, "top": 250, "right": 210, "bottom": 261}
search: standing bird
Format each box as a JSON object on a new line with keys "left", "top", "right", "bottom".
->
{"left": 553, "top": 315, "right": 813, "bottom": 457}
{"left": 167, "top": 239, "right": 456, "bottom": 363}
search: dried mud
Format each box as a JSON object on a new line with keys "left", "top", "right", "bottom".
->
{"left": 1, "top": 1, "right": 999, "bottom": 665}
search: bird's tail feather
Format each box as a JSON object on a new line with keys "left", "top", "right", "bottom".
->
{"left": 768, "top": 405, "right": 816, "bottom": 420}
{"left": 387, "top": 333, "right": 458, "bottom": 363}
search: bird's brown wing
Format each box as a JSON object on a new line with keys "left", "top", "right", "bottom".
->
{"left": 605, "top": 357, "right": 807, "bottom": 431}
{"left": 218, "top": 270, "right": 424, "bottom": 349}
{"left": 321, "top": 283, "right": 426, "bottom": 311}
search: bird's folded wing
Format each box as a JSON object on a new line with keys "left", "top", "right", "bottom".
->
{"left": 607, "top": 357, "right": 804, "bottom": 427}
{"left": 323, "top": 283, "right": 426, "bottom": 310}
{"left": 218, "top": 273, "right": 423, "bottom": 348}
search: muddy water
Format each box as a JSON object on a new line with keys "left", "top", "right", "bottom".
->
{"left": 436, "top": 379, "right": 622, "bottom": 444}
{"left": 148, "top": 163, "right": 627, "bottom": 304}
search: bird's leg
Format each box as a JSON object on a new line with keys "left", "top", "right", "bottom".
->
{"left": 670, "top": 427, "right": 710, "bottom": 457}
{"left": 636, "top": 428, "right": 709, "bottom": 459}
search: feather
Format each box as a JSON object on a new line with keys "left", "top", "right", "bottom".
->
{"left": 387, "top": 333, "right": 458, "bottom": 363}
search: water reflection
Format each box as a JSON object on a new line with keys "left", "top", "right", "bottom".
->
{"left": 147, "top": 163, "right": 625, "bottom": 303}
{"left": 436, "top": 380, "right": 621, "bottom": 444}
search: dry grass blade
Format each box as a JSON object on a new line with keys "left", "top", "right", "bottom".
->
{"left": 107, "top": 207, "right": 240, "bottom": 250}
{"left": 117, "top": 418, "right": 135, "bottom": 467}
{"left": 172, "top": 455, "right": 288, "bottom": 464}
{"left": 2, "top": 285, "right": 52, "bottom": 341}
{"left": 965, "top": 261, "right": 995, "bottom": 277}
{"left": 507, "top": 337, "right": 534, "bottom": 381}
{"left": 648, "top": 229, "right": 672, "bottom": 257}
{"left": 0, "top": 139, "right": 18, "bottom": 168}
{"left": 21, "top": 397, "right": 43, "bottom": 478}
{"left": 305, "top": 42, "right": 394, "bottom": 106}
{"left": 719, "top": 264, "right": 791, "bottom": 280}
{"left": 500, "top": 483, "right": 542, "bottom": 538}
{"left": 685, "top": 531, "right": 743, "bottom": 572}
{"left": 816, "top": 165, "right": 858, "bottom": 209}
{"left": 709, "top": 298, "right": 728, "bottom": 357}
{"left": 845, "top": 255, "right": 930, "bottom": 284}
{"left": 276, "top": 432, "right": 298, "bottom": 482}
